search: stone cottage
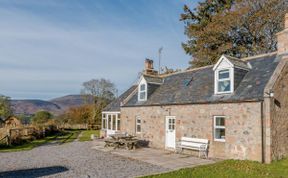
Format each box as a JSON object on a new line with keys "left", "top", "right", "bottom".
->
{"left": 101, "top": 14, "right": 288, "bottom": 163}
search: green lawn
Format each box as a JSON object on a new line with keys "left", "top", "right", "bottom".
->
{"left": 143, "top": 158, "right": 288, "bottom": 178}
{"left": 0, "top": 130, "right": 80, "bottom": 152}
{"left": 78, "top": 130, "right": 100, "bottom": 142}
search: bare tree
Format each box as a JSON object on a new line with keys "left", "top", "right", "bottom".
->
{"left": 81, "top": 78, "right": 117, "bottom": 127}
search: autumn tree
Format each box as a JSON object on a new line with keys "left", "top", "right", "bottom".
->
{"left": 181, "top": 0, "right": 288, "bottom": 68}
{"left": 0, "top": 95, "right": 12, "bottom": 119}
{"left": 81, "top": 78, "right": 117, "bottom": 126}
{"left": 57, "top": 105, "right": 92, "bottom": 125}
{"left": 32, "top": 111, "right": 53, "bottom": 125}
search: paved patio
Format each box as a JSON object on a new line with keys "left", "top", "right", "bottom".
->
{"left": 92, "top": 139, "right": 216, "bottom": 170}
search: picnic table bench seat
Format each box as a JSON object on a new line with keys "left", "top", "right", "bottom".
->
{"left": 104, "top": 139, "right": 120, "bottom": 148}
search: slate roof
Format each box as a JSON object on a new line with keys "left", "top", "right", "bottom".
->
{"left": 103, "top": 85, "right": 137, "bottom": 111}
{"left": 104, "top": 53, "right": 281, "bottom": 111}
{"left": 143, "top": 75, "right": 163, "bottom": 84}
{"left": 224, "top": 55, "right": 250, "bottom": 69}
{"left": 123, "top": 53, "right": 280, "bottom": 107}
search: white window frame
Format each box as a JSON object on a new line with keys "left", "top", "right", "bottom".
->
{"left": 135, "top": 116, "right": 141, "bottom": 133}
{"left": 213, "top": 116, "right": 226, "bottom": 142}
{"left": 101, "top": 112, "right": 120, "bottom": 131}
{"left": 215, "top": 68, "right": 234, "bottom": 94}
{"left": 138, "top": 77, "right": 147, "bottom": 101}
{"left": 102, "top": 113, "right": 107, "bottom": 130}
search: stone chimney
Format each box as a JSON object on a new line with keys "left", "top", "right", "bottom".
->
{"left": 277, "top": 13, "right": 288, "bottom": 54}
{"left": 144, "top": 59, "right": 158, "bottom": 75}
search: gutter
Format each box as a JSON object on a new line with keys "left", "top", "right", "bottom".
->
{"left": 121, "top": 98, "right": 263, "bottom": 108}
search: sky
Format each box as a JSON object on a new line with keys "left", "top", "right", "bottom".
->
{"left": 0, "top": 0, "right": 200, "bottom": 100}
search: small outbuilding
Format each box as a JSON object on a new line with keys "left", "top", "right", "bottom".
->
{"left": 4, "top": 116, "right": 22, "bottom": 128}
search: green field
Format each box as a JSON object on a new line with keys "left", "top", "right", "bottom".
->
{"left": 0, "top": 130, "right": 80, "bottom": 152}
{"left": 78, "top": 130, "right": 100, "bottom": 142}
{"left": 143, "top": 158, "right": 288, "bottom": 178}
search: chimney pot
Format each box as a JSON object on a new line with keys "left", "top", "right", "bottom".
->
{"left": 144, "top": 59, "right": 158, "bottom": 75}
{"left": 277, "top": 13, "right": 288, "bottom": 54}
{"left": 145, "top": 59, "right": 154, "bottom": 70}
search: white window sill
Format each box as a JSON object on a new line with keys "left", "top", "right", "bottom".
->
{"left": 214, "top": 139, "right": 226, "bottom": 142}
{"left": 138, "top": 100, "right": 147, "bottom": 102}
{"left": 215, "top": 92, "right": 233, "bottom": 95}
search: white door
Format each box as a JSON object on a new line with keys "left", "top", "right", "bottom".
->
{"left": 165, "top": 116, "right": 176, "bottom": 149}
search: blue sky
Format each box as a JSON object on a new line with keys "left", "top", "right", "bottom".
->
{"left": 0, "top": 0, "right": 200, "bottom": 100}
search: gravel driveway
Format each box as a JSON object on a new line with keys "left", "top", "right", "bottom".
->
{"left": 0, "top": 141, "right": 168, "bottom": 178}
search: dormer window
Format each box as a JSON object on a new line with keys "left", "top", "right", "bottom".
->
{"left": 138, "top": 76, "right": 148, "bottom": 101}
{"left": 213, "top": 55, "right": 250, "bottom": 95}
{"left": 217, "top": 69, "right": 232, "bottom": 93}
{"left": 213, "top": 55, "right": 237, "bottom": 95}
{"left": 139, "top": 84, "right": 147, "bottom": 100}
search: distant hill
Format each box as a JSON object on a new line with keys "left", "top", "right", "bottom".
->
{"left": 50, "top": 95, "right": 93, "bottom": 111}
{"left": 11, "top": 95, "right": 93, "bottom": 116}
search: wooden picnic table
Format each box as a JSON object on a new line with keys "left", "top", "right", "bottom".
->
{"left": 104, "top": 134, "right": 138, "bottom": 150}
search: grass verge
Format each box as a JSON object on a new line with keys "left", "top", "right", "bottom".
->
{"left": 143, "top": 158, "right": 288, "bottom": 178}
{"left": 0, "top": 130, "right": 80, "bottom": 152}
{"left": 78, "top": 130, "right": 100, "bottom": 142}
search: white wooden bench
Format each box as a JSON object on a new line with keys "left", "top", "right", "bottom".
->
{"left": 177, "top": 137, "right": 209, "bottom": 158}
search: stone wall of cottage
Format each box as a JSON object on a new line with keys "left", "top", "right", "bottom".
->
{"left": 271, "top": 62, "right": 288, "bottom": 160}
{"left": 121, "top": 102, "right": 263, "bottom": 162}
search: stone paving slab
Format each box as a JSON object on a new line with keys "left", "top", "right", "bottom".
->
{"left": 92, "top": 139, "right": 216, "bottom": 171}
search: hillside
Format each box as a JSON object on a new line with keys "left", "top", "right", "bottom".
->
{"left": 50, "top": 95, "right": 93, "bottom": 111}
{"left": 11, "top": 95, "right": 92, "bottom": 116}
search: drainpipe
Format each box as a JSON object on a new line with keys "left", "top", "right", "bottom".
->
{"left": 261, "top": 101, "right": 265, "bottom": 163}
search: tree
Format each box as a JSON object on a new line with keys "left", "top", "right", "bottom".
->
{"left": 32, "top": 111, "right": 53, "bottom": 125}
{"left": 55, "top": 105, "right": 94, "bottom": 129}
{"left": 81, "top": 78, "right": 117, "bottom": 126}
{"left": 17, "top": 114, "right": 32, "bottom": 125}
{"left": 0, "top": 95, "right": 12, "bottom": 118}
{"left": 181, "top": 0, "right": 288, "bottom": 68}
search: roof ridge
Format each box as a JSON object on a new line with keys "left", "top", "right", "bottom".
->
{"left": 156, "top": 52, "right": 277, "bottom": 78}
{"left": 159, "top": 64, "right": 214, "bottom": 78}
{"left": 241, "top": 52, "right": 277, "bottom": 61}
{"left": 223, "top": 54, "right": 242, "bottom": 61}
{"left": 143, "top": 74, "right": 161, "bottom": 78}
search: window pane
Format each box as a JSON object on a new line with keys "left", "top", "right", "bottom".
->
{"left": 103, "top": 119, "right": 107, "bottom": 129}
{"left": 218, "top": 80, "right": 231, "bottom": 92}
{"left": 117, "top": 114, "right": 121, "bottom": 119}
{"left": 117, "top": 119, "right": 120, "bottom": 131}
{"left": 112, "top": 115, "right": 116, "bottom": 130}
{"left": 103, "top": 114, "right": 106, "bottom": 119}
{"left": 171, "top": 124, "right": 175, "bottom": 130}
{"left": 215, "top": 128, "right": 225, "bottom": 139}
{"left": 108, "top": 115, "right": 111, "bottom": 129}
{"left": 216, "top": 117, "right": 225, "bottom": 126}
{"left": 140, "top": 92, "right": 146, "bottom": 99}
{"left": 137, "top": 125, "right": 141, "bottom": 132}
{"left": 140, "top": 84, "right": 146, "bottom": 91}
{"left": 219, "top": 70, "right": 229, "bottom": 79}
{"left": 137, "top": 119, "right": 141, "bottom": 124}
